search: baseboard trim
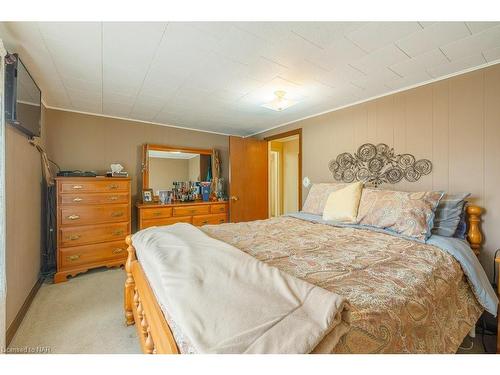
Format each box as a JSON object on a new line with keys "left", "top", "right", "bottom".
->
{"left": 6, "top": 277, "right": 44, "bottom": 346}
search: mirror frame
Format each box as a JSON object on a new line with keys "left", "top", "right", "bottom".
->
{"left": 141, "top": 143, "right": 213, "bottom": 191}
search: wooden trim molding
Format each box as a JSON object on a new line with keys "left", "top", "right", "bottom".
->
{"left": 0, "top": 39, "right": 8, "bottom": 350}
{"left": 6, "top": 277, "right": 43, "bottom": 346}
{"left": 495, "top": 257, "right": 500, "bottom": 354}
{"left": 264, "top": 128, "right": 303, "bottom": 211}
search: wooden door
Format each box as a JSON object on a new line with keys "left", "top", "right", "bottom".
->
{"left": 229, "top": 136, "right": 268, "bottom": 223}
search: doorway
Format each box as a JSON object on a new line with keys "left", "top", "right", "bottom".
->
{"left": 265, "top": 129, "right": 302, "bottom": 218}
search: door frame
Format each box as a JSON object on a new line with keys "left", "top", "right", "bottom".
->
{"left": 264, "top": 128, "right": 302, "bottom": 211}
{"left": 0, "top": 39, "right": 7, "bottom": 349}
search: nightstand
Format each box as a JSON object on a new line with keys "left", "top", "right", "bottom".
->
{"left": 496, "top": 257, "right": 500, "bottom": 354}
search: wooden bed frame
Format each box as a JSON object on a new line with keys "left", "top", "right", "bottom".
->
{"left": 124, "top": 205, "right": 484, "bottom": 354}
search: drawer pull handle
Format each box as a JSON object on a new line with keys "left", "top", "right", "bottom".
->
{"left": 219, "top": 208, "right": 224, "bottom": 211}
{"left": 112, "top": 248, "right": 124, "bottom": 254}
{"left": 67, "top": 254, "right": 80, "bottom": 261}
{"left": 113, "top": 230, "right": 124, "bottom": 236}
{"left": 109, "top": 196, "right": 119, "bottom": 201}
{"left": 111, "top": 212, "right": 124, "bottom": 218}
{"left": 72, "top": 185, "right": 83, "bottom": 190}
{"left": 201, "top": 220, "right": 209, "bottom": 225}
{"left": 72, "top": 197, "right": 84, "bottom": 202}
{"left": 108, "top": 184, "right": 119, "bottom": 190}
{"left": 190, "top": 209, "right": 196, "bottom": 213}
{"left": 219, "top": 219, "right": 225, "bottom": 223}
{"left": 67, "top": 214, "right": 80, "bottom": 220}
{"left": 153, "top": 212, "right": 162, "bottom": 216}
{"left": 68, "top": 234, "right": 81, "bottom": 241}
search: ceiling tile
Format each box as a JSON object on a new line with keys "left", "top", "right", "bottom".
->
{"left": 417, "top": 22, "right": 437, "bottom": 28}
{"left": 427, "top": 53, "right": 486, "bottom": 78}
{"left": 483, "top": 46, "right": 500, "bottom": 62}
{"left": 290, "top": 22, "right": 365, "bottom": 49}
{"left": 465, "top": 22, "right": 500, "bottom": 34}
{"left": 233, "top": 22, "right": 292, "bottom": 44}
{"left": 62, "top": 76, "right": 101, "bottom": 93}
{"left": 384, "top": 70, "right": 433, "bottom": 91}
{"left": 350, "top": 44, "right": 410, "bottom": 74}
{"left": 351, "top": 68, "right": 401, "bottom": 90}
{"left": 70, "top": 97, "right": 102, "bottom": 113}
{"left": 346, "top": 22, "right": 422, "bottom": 52}
{"left": 308, "top": 37, "right": 367, "bottom": 70}
{"left": 396, "top": 22, "right": 471, "bottom": 57}
{"left": 316, "top": 63, "right": 367, "bottom": 88}
{"left": 441, "top": 26, "right": 500, "bottom": 61}
{"left": 389, "top": 49, "right": 449, "bottom": 77}
{"left": 38, "top": 22, "right": 102, "bottom": 82}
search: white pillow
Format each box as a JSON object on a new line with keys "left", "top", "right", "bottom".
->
{"left": 322, "top": 182, "right": 364, "bottom": 223}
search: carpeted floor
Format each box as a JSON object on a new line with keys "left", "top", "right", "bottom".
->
{"left": 9, "top": 267, "right": 141, "bottom": 354}
{"left": 8, "top": 267, "right": 494, "bottom": 354}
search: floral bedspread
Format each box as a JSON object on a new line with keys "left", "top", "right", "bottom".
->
{"left": 201, "top": 216, "right": 482, "bottom": 353}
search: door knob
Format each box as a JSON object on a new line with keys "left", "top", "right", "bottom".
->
{"left": 230, "top": 196, "right": 239, "bottom": 201}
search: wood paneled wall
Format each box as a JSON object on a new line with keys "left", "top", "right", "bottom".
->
{"left": 259, "top": 63, "right": 500, "bottom": 280}
{"left": 44, "top": 109, "right": 229, "bottom": 230}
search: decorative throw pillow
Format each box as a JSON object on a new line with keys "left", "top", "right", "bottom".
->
{"left": 431, "top": 193, "right": 470, "bottom": 237}
{"left": 356, "top": 189, "right": 444, "bottom": 242}
{"left": 322, "top": 182, "right": 364, "bottom": 223}
{"left": 302, "top": 183, "right": 348, "bottom": 215}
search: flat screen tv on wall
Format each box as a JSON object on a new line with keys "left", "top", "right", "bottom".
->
{"left": 4, "top": 53, "right": 41, "bottom": 138}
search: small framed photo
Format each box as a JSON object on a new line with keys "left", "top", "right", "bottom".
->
{"left": 142, "top": 189, "right": 154, "bottom": 204}
{"left": 158, "top": 190, "right": 170, "bottom": 205}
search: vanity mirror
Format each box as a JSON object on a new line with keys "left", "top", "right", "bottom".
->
{"left": 142, "top": 144, "right": 213, "bottom": 199}
{"left": 138, "top": 144, "right": 228, "bottom": 230}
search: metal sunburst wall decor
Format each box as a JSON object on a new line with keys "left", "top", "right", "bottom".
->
{"left": 328, "top": 143, "right": 432, "bottom": 187}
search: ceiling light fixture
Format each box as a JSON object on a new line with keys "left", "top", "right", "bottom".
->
{"left": 261, "top": 90, "right": 297, "bottom": 112}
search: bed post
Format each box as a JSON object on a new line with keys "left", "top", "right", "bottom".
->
{"left": 124, "top": 235, "right": 136, "bottom": 326}
{"left": 466, "top": 205, "right": 482, "bottom": 257}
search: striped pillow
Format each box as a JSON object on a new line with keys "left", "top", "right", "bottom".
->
{"left": 431, "top": 193, "right": 470, "bottom": 237}
{"left": 453, "top": 203, "right": 468, "bottom": 240}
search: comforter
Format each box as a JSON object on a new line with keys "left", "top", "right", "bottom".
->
{"left": 201, "top": 215, "right": 491, "bottom": 353}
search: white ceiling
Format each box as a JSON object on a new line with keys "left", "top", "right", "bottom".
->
{"left": 1, "top": 22, "right": 500, "bottom": 136}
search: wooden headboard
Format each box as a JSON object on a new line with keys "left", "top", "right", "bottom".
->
{"left": 466, "top": 205, "right": 482, "bottom": 256}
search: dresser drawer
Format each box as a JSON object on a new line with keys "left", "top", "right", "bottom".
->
{"left": 173, "top": 205, "right": 210, "bottom": 217}
{"left": 60, "top": 204, "right": 130, "bottom": 226}
{"left": 140, "top": 216, "right": 191, "bottom": 229}
{"left": 59, "top": 240, "right": 127, "bottom": 269}
{"left": 141, "top": 207, "right": 173, "bottom": 220}
{"left": 59, "top": 222, "right": 130, "bottom": 247}
{"left": 192, "top": 213, "right": 227, "bottom": 226}
{"left": 59, "top": 192, "right": 129, "bottom": 206}
{"left": 59, "top": 180, "right": 129, "bottom": 194}
{"left": 210, "top": 204, "right": 227, "bottom": 214}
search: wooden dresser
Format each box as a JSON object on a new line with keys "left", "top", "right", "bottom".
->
{"left": 54, "top": 177, "right": 131, "bottom": 283}
{"left": 137, "top": 201, "right": 228, "bottom": 230}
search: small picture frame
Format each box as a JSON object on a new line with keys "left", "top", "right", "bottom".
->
{"left": 142, "top": 189, "right": 154, "bottom": 204}
{"left": 158, "top": 190, "right": 170, "bottom": 205}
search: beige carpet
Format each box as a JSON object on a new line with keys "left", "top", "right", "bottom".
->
{"left": 9, "top": 266, "right": 491, "bottom": 354}
{"left": 9, "top": 267, "right": 141, "bottom": 354}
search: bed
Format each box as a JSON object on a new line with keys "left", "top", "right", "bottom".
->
{"left": 123, "top": 203, "right": 496, "bottom": 354}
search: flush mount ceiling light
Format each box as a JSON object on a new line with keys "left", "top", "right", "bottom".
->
{"left": 261, "top": 90, "right": 297, "bottom": 112}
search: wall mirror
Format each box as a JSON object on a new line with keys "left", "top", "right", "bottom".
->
{"left": 142, "top": 144, "right": 223, "bottom": 203}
